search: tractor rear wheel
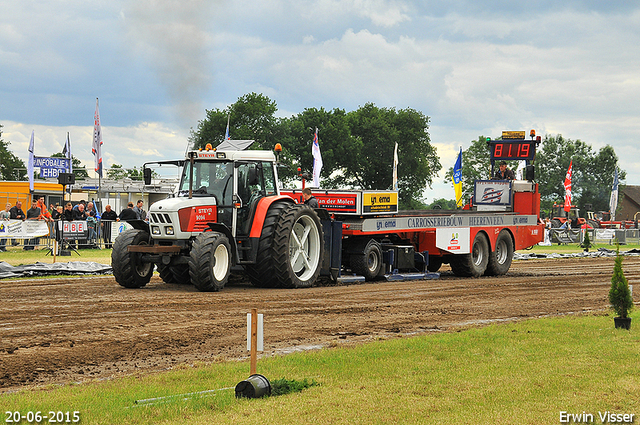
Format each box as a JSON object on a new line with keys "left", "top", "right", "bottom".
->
{"left": 272, "top": 204, "right": 324, "bottom": 288}
{"left": 158, "top": 263, "right": 191, "bottom": 284}
{"left": 157, "top": 263, "right": 177, "bottom": 283}
{"left": 189, "top": 232, "right": 231, "bottom": 292}
{"left": 245, "top": 202, "right": 290, "bottom": 288}
{"left": 112, "top": 229, "right": 154, "bottom": 288}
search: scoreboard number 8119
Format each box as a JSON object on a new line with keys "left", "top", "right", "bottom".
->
{"left": 490, "top": 141, "right": 535, "bottom": 161}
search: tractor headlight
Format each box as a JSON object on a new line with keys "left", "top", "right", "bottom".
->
{"left": 151, "top": 226, "right": 161, "bottom": 235}
{"left": 165, "top": 226, "right": 174, "bottom": 235}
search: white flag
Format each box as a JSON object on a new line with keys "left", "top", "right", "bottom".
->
{"left": 392, "top": 142, "right": 398, "bottom": 191}
{"left": 92, "top": 98, "right": 103, "bottom": 178}
{"left": 609, "top": 168, "right": 619, "bottom": 221}
{"left": 312, "top": 128, "right": 322, "bottom": 188}
{"left": 27, "top": 130, "right": 35, "bottom": 192}
{"left": 63, "top": 132, "right": 72, "bottom": 173}
{"left": 515, "top": 160, "right": 526, "bottom": 180}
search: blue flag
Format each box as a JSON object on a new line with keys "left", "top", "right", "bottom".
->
{"left": 452, "top": 147, "right": 463, "bottom": 207}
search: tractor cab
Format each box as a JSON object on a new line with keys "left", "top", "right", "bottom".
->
{"left": 144, "top": 142, "right": 279, "bottom": 239}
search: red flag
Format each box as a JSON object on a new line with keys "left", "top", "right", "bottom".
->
{"left": 563, "top": 160, "right": 572, "bottom": 212}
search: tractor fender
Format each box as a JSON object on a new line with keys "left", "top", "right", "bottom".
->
{"left": 206, "top": 222, "right": 239, "bottom": 265}
{"left": 125, "top": 219, "right": 150, "bottom": 233}
{"left": 248, "top": 195, "right": 295, "bottom": 238}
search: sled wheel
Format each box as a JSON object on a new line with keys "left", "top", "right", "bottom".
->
{"left": 112, "top": 229, "right": 154, "bottom": 288}
{"left": 450, "top": 232, "right": 489, "bottom": 277}
{"left": 427, "top": 256, "right": 442, "bottom": 272}
{"left": 485, "top": 230, "right": 514, "bottom": 276}
{"left": 189, "top": 232, "right": 231, "bottom": 292}
{"left": 350, "top": 240, "right": 383, "bottom": 281}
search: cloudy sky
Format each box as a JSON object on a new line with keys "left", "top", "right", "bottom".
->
{"left": 1, "top": 0, "right": 639, "bottom": 201}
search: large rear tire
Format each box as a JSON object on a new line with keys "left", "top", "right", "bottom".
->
{"left": 189, "top": 232, "right": 231, "bottom": 292}
{"left": 112, "top": 229, "right": 154, "bottom": 288}
{"left": 272, "top": 204, "right": 324, "bottom": 288}
{"left": 245, "top": 202, "right": 290, "bottom": 288}
{"left": 350, "top": 240, "right": 383, "bottom": 281}
{"left": 450, "top": 232, "right": 489, "bottom": 277}
{"left": 485, "top": 230, "right": 513, "bottom": 276}
{"left": 157, "top": 263, "right": 177, "bottom": 283}
{"left": 158, "top": 263, "right": 191, "bottom": 284}
{"left": 551, "top": 218, "right": 563, "bottom": 229}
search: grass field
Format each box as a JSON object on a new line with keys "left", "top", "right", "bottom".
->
{"left": 2, "top": 241, "right": 639, "bottom": 423}
{"left": 2, "top": 314, "right": 638, "bottom": 424}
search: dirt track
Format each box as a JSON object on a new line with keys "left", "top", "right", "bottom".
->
{"left": 1, "top": 256, "right": 638, "bottom": 392}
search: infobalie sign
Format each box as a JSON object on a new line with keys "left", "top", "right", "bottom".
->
{"left": 34, "top": 157, "right": 71, "bottom": 178}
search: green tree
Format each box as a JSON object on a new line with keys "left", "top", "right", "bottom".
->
{"left": 608, "top": 247, "right": 633, "bottom": 319}
{"left": 426, "top": 198, "right": 457, "bottom": 210}
{"left": 277, "top": 107, "right": 354, "bottom": 185}
{"left": 51, "top": 152, "right": 89, "bottom": 179}
{"left": 536, "top": 135, "right": 624, "bottom": 214}
{"left": 342, "top": 103, "right": 440, "bottom": 208}
{"left": 0, "top": 125, "right": 26, "bottom": 181}
{"left": 191, "top": 96, "right": 441, "bottom": 208}
{"left": 444, "top": 133, "right": 624, "bottom": 215}
{"left": 443, "top": 136, "right": 520, "bottom": 205}
{"left": 106, "top": 164, "right": 145, "bottom": 180}
{"left": 189, "top": 92, "right": 279, "bottom": 150}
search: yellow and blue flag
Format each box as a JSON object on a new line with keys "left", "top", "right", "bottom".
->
{"left": 452, "top": 147, "right": 463, "bottom": 207}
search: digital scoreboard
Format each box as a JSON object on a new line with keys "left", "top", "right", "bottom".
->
{"left": 488, "top": 130, "right": 539, "bottom": 161}
{"left": 489, "top": 141, "right": 536, "bottom": 160}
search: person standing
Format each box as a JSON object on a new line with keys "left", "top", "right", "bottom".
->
{"left": 85, "top": 202, "right": 99, "bottom": 244}
{"left": 62, "top": 202, "right": 74, "bottom": 221}
{"left": 0, "top": 203, "right": 11, "bottom": 251}
{"left": 24, "top": 200, "right": 42, "bottom": 250}
{"left": 9, "top": 201, "right": 26, "bottom": 220}
{"left": 9, "top": 201, "right": 26, "bottom": 247}
{"left": 119, "top": 202, "right": 138, "bottom": 222}
{"left": 301, "top": 188, "right": 319, "bottom": 208}
{"left": 101, "top": 204, "right": 118, "bottom": 248}
{"left": 51, "top": 205, "right": 63, "bottom": 220}
{"left": 133, "top": 200, "right": 146, "bottom": 220}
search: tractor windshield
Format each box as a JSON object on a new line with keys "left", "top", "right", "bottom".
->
{"left": 178, "top": 161, "right": 233, "bottom": 205}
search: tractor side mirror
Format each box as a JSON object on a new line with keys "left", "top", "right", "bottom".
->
{"left": 143, "top": 167, "right": 152, "bottom": 185}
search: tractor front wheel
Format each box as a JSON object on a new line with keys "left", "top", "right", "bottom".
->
{"left": 189, "top": 232, "right": 232, "bottom": 292}
{"left": 112, "top": 229, "right": 154, "bottom": 288}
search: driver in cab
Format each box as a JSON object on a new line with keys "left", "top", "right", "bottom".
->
{"left": 494, "top": 161, "right": 515, "bottom": 180}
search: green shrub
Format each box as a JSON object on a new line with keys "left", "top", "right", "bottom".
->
{"left": 608, "top": 247, "right": 633, "bottom": 318}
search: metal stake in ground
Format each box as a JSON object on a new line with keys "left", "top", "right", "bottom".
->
{"left": 247, "top": 308, "right": 263, "bottom": 375}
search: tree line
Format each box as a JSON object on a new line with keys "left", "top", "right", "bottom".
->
{"left": 443, "top": 135, "right": 624, "bottom": 216}
{"left": 189, "top": 93, "right": 440, "bottom": 209}
{"left": 2, "top": 94, "right": 626, "bottom": 214}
